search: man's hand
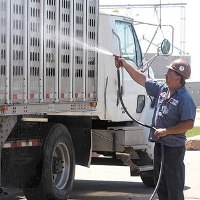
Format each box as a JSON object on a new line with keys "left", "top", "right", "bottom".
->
{"left": 154, "top": 120, "right": 194, "bottom": 139}
{"left": 154, "top": 128, "right": 168, "bottom": 139}
{"left": 114, "top": 55, "right": 123, "bottom": 68}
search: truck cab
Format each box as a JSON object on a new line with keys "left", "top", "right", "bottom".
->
{"left": 97, "top": 13, "right": 148, "bottom": 121}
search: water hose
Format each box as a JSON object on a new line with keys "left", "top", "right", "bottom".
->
{"left": 116, "top": 65, "right": 164, "bottom": 200}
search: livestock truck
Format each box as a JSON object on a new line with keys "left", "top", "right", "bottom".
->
{"left": 0, "top": 0, "right": 170, "bottom": 199}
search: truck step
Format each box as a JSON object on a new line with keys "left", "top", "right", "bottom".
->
{"left": 139, "top": 165, "right": 153, "bottom": 172}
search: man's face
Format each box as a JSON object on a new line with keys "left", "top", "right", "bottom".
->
{"left": 165, "top": 69, "right": 181, "bottom": 88}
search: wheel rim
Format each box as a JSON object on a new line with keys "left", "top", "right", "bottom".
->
{"left": 52, "top": 142, "right": 70, "bottom": 190}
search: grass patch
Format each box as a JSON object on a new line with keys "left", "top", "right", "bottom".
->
{"left": 186, "top": 126, "right": 200, "bottom": 138}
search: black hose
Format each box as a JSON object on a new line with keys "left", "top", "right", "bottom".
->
{"left": 116, "top": 68, "right": 164, "bottom": 200}
{"left": 117, "top": 69, "right": 154, "bottom": 130}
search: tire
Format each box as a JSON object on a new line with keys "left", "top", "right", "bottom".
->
{"left": 140, "top": 176, "right": 155, "bottom": 187}
{"left": 24, "top": 123, "right": 75, "bottom": 200}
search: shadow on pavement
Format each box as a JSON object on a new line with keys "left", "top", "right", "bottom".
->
{"left": 0, "top": 180, "right": 156, "bottom": 200}
{"left": 69, "top": 179, "right": 155, "bottom": 200}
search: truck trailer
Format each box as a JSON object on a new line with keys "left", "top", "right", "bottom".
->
{"left": 0, "top": 0, "right": 170, "bottom": 199}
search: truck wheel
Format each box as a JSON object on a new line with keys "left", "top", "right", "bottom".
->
{"left": 24, "top": 123, "right": 75, "bottom": 200}
{"left": 140, "top": 175, "right": 155, "bottom": 187}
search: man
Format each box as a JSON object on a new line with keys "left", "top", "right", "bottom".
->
{"left": 115, "top": 57, "right": 196, "bottom": 200}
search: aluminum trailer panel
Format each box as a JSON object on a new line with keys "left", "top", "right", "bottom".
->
{"left": 0, "top": 0, "right": 98, "bottom": 115}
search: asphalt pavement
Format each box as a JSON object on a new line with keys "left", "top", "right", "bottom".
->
{"left": 1, "top": 150, "right": 199, "bottom": 200}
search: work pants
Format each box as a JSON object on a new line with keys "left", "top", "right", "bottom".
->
{"left": 154, "top": 143, "right": 185, "bottom": 200}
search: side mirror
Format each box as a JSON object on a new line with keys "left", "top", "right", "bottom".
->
{"left": 161, "top": 39, "right": 171, "bottom": 55}
{"left": 142, "top": 38, "right": 172, "bottom": 72}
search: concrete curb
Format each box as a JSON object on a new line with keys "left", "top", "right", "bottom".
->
{"left": 186, "top": 136, "right": 200, "bottom": 151}
{"left": 186, "top": 109, "right": 200, "bottom": 150}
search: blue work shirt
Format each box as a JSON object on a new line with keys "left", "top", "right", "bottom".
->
{"left": 145, "top": 79, "right": 196, "bottom": 147}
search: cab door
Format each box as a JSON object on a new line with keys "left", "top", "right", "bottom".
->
{"left": 114, "top": 19, "right": 147, "bottom": 121}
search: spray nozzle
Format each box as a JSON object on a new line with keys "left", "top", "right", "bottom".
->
{"left": 113, "top": 54, "right": 123, "bottom": 68}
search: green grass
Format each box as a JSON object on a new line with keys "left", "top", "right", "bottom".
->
{"left": 186, "top": 126, "right": 200, "bottom": 138}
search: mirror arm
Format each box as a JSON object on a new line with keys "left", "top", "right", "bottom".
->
{"left": 142, "top": 54, "right": 158, "bottom": 73}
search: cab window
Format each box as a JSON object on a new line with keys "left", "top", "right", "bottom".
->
{"left": 115, "top": 20, "right": 143, "bottom": 68}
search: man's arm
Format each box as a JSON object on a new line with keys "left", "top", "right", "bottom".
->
{"left": 154, "top": 120, "right": 194, "bottom": 139}
{"left": 118, "top": 57, "right": 147, "bottom": 87}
